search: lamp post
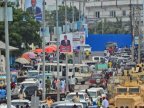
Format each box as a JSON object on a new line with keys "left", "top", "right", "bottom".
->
{"left": 4, "top": 0, "right": 11, "bottom": 107}
{"left": 42, "top": 0, "right": 46, "bottom": 100}
{"left": 56, "top": 0, "right": 60, "bottom": 101}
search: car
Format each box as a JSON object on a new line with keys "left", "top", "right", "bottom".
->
{"left": 80, "top": 87, "right": 106, "bottom": 102}
{"left": 92, "top": 56, "right": 108, "bottom": 63}
{"left": 65, "top": 92, "right": 90, "bottom": 107}
{"left": 51, "top": 101, "right": 84, "bottom": 108}
{"left": 89, "top": 73, "right": 107, "bottom": 88}
{"left": 11, "top": 99, "right": 31, "bottom": 108}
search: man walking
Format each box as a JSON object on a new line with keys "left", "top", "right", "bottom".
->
{"left": 70, "top": 75, "right": 75, "bottom": 92}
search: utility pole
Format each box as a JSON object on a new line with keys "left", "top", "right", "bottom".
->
{"left": 134, "top": 0, "right": 142, "bottom": 63}
{"left": 130, "top": 0, "right": 135, "bottom": 62}
{"left": 4, "top": 0, "right": 12, "bottom": 107}
{"left": 42, "top": 0, "right": 46, "bottom": 100}
{"left": 72, "top": 0, "right": 75, "bottom": 76}
{"left": 65, "top": 0, "right": 69, "bottom": 93}
{"left": 56, "top": 0, "right": 60, "bottom": 101}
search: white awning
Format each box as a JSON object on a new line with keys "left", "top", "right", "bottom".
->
{"left": 0, "top": 41, "right": 18, "bottom": 50}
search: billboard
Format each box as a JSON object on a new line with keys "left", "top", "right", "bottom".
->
{"left": 60, "top": 33, "right": 73, "bottom": 53}
{"left": 73, "top": 32, "right": 85, "bottom": 48}
{"left": 25, "top": 0, "right": 42, "bottom": 21}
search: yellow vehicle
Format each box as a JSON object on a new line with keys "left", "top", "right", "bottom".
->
{"left": 110, "top": 81, "right": 144, "bottom": 108}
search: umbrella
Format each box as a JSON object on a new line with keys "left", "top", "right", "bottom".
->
{"left": 34, "top": 48, "right": 43, "bottom": 53}
{"left": 49, "top": 45, "right": 57, "bottom": 51}
{"left": 22, "top": 52, "right": 36, "bottom": 59}
{"left": 45, "top": 46, "right": 55, "bottom": 53}
{"left": 0, "top": 41, "right": 18, "bottom": 50}
{"left": 15, "top": 58, "right": 30, "bottom": 64}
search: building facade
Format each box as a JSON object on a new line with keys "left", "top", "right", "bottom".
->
{"left": 85, "top": 0, "right": 143, "bottom": 23}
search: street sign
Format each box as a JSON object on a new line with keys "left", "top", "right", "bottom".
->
{"left": 0, "top": 7, "right": 13, "bottom": 21}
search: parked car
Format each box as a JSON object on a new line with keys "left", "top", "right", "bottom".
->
{"left": 89, "top": 73, "right": 107, "bottom": 89}
{"left": 11, "top": 99, "right": 31, "bottom": 108}
{"left": 92, "top": 56, "right": 108, "bottom": 63}
{"left": 65, "top": 92, "right": 90, "bottom": 108}
{"left": 80, "top": 87, "right": 106, "bottom": 102}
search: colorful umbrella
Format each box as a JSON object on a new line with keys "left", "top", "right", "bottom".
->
{"left": 34, "top": 48, "right": 43, "bottom": 53}
{"left": 48, "top": 45, "right": 57, "bottom": 51}
{"left": 22, "top": 52, "right": 36, "bottom": 59}
{"left": 15, "top": 58, "right": 30, "bottom": 64}
{"left": 45, "top": 46, "right": 55, "bottom": 53}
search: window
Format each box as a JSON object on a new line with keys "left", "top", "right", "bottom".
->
{"left": 96, "top": 11, "right": 100, "bottom": 18}
{"left": 110, "top": 11, "right": 116, "bottom": 17}
{"left": 122, "top": 10, "right": 126, "bottom": 16}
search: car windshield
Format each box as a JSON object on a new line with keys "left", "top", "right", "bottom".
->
{"left": 88, "top": 92, "right": 97, "bottom": 98}
{"left": 66, "top": 94, "right": 84, "bottom": 100}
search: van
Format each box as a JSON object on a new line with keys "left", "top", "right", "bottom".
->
{"left": 80, "top": 87, "right": 107, "bottom": 102}
{"left": 92, "top": 56, "right": 108, "bottom": 63}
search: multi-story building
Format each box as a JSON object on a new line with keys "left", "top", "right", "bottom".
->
{"left": 85, "top": 0, "right": 143, "bottom": 23}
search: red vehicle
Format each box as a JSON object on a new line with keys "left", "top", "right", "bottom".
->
{"left": 89, "top": 73, "right": 107, "bottom": 88}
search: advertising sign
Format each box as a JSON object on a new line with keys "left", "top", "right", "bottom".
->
{"left": 0, "top": 7, "right": 13, "bottom": 21}
{"left": 73, "top": 32, "right": 85, "bottom": 48}
{"left": 25, "top": 0, "right": 42, "bottom": 21}
{"left": 60, "top": 33, "right": 73, "bottom": 53}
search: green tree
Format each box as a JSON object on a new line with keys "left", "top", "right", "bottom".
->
{"left": 91, "top": 18, "right": 130, "bottom": 34}
{"left": 50, "top": 5, "right": 79, "bottom": 27}
{"left": 0, "top": 7, "right": 41, "bottom": 50}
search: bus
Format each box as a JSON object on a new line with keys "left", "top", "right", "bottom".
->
{"left": 30, "top": 63, "right": 91, "bottom": 84}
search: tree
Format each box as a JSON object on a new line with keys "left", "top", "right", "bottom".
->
{"left": 49, "top": 5, "right": 79, "bottom": 27}
{"left": 90, "top": 18, "right": 131, "bottom": 34}
{"left": 0, "top": 6, "right": 41, "bottom": 50}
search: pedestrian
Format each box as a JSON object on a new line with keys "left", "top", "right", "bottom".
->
{"left": 38, "top": 80, "right": 42, "bottom": 90}
{"left": 60, "top": 78, "right": 65, "bottom": 93}
{"left": 46, "top": 96, "right": 53, "bottom": 107}
{"left": 102, "top": 96, "right": 109, "bottom": 108}
{"left": 92, "top": 101, "right": 97, "bottom": 108}
{"left": 68, "top": 76, "right": 71, "bottom": 92}
{"left": 70, "top": 75, "right": 75, "bottom": 92}
{"left": 85, "top": 89, "right": 90, "bottom": 98}
{"left": 72, "top": 92, "right": 80, "bottom": 103}
{"left": 45, "top": 77, "right": 51, "bottom": 93}
{"left": 18, "top": 89, "right": 25, "bottom": 99}
{"left": 25, "top": 103, "right": 30, "bottom": 108}
{"left": 52, "top": 77, "right": 56, "bottom": 89}
{"left": 97, "top": 96, "right": 102, "bottom": 108}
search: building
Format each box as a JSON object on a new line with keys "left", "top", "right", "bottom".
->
{"left": 85, "top": 0, "right": 143, "bottom": 24}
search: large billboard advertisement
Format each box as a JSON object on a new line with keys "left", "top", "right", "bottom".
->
{"left": 60, "top": 33, "right": 73, "bottom": 53}
{"left": 73, "top": 32, "right": 85, "bottom": 48}
{"left": 25, "top": 0, "right": 42, "bottom": 21}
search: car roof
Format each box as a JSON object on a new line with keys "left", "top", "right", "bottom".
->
{"left": 11, "top": 99, "right": 31, "bottom": 103}
{"left": 67, "top": 92, "right": 87, "bottom": 95}
{"left": 89, "top": 87, "right": 104, "bottom": 90}
{"left": 52, "top": 102, "right": 83, "bottom": 106}
{"left": 80, "top": 87, "right": 104, "bottom": 92}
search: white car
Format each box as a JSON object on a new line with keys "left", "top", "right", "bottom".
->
{"left": 65, "top": 92, "right": 90, "bottom": 107}
{"left": 80, "top": 87, "right": 107, "bottom": 102}
{"left": 11, "top": 99, "right": 31, "bottom": 108}
{"left": 92, "top": 56, "right": 108, "bottom": 63}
